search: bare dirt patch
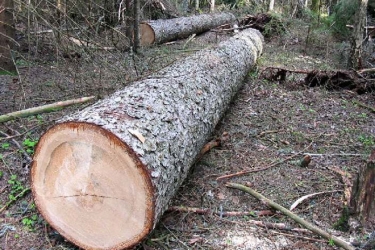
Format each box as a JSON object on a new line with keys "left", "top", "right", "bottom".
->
{"left": 0, "top": 17, "right": 374, "bottom": 249}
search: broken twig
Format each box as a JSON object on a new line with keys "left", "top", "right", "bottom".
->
{"left": 290, "top": 190, "right": 343, "bottom": 211}
{"left": 226, "top": 182, "right": 354, "bottom": 250}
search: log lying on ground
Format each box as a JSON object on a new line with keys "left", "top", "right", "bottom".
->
{"left": 31, "top": 28, "right": 263, "bottom": 250}
{"left": 140, "top": 12, "right": 236, "bottom": 45}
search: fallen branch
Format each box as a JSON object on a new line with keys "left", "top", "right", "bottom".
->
{"left": 167, "top": 205, "right": 273, "bottom": 217}
{"left": 290, "top": 190, "right": 343, "bottom": 211}
{"left": 0, "top": 96, "right": 95, "bottom": 123}
{"left": 260, "top": 66, "right": 375, "bottom": 94}
{"left": 302, "top": 153, "right": 366, "bottom": 157}
{"left": 352, "top": 100, "right": 375, "bottom": 113}
{"left": 226, "top": 182, "right": 355, "bottom": 250}
{"left": 221, "top": 217, "right": 312, "bottom": 234}
{"left": 328, "top": 166, "right": 353, "bottom": 206}
{"left": 216, "top": 142, "right": 312, "bottom": 181}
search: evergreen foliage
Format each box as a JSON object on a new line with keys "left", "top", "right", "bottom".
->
{"left": 329, "top": 0, "right": 359, "bottom": 38}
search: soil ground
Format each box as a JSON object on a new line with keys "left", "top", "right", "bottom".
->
{"left": 0, "top": 16, "right": 374, "bottom": 249}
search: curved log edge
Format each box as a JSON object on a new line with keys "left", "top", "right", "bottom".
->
{"left": 31, "top": 28, "right": 264, "bottom": 249}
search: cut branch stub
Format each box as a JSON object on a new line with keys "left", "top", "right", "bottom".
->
{"left": 31, "top": 28, "right": 264, "bottom": 249}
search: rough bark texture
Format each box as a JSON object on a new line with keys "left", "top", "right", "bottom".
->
{"left": 140, "top": 12, "right": 236, "bottom": 46}
{"left": 350, "top": 149, "right": 375, "bottom": 226}
{"left": 0, "top": 0, "right": 16, "bottom": 73}
{"left": 350, "top": 0, "right": 368, "bottom": 69}
{"left": 31, "top": 29, "right": 264, "bottom": 250}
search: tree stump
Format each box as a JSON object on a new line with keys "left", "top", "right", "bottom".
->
{"left": 350, "top": 149, "right": 375, "bottom": 226}
{"left": 31, "top": 29, "right": 264, "bottom": 249}
{"left": 140, "top": 12, "right": 236, "bottom": 45}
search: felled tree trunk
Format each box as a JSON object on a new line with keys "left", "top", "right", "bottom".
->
{"left": 31, "top": 29, "right": 263, "bottom": 250}
{"left": 350, "top": 149, "right": 375, "bottom": 226}
{"left": 140, "top": 12, "right": 236, "bottom": 45}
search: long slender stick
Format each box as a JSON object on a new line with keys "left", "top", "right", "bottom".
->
{"left": 226, "top": 182, "right": 355, "bottom": 250}
{"left": 217, "top": 142, "right": 312, "bottom": 181}
{"left": 0, "top": 96, "right": 95, "bottom": 123}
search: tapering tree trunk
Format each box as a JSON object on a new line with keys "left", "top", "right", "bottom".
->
{"left": 350, "top": 0, "right": 368, "bottom": 69}
{"left": 0, "top": 0, "right": 16, "bottom": 73}
{"left": 31, "top": 29, "right": 264, "bottom": 250}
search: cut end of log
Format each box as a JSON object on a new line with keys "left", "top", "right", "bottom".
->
{"left": 140, "top": 23, "right": 156, "bottom": 46}
{"left": 31, "top": 122, "right": 154, "bottom": 249}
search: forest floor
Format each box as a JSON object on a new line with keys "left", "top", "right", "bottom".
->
{"left": 0, "top": 15, "right": 374, "bottom": 249}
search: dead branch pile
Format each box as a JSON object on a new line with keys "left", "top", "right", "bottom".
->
{"left": 260, "top": 67, "right": 375, "bottom": 94}
{"left": 239, "top": 13, "right": 285, "bottom": 36}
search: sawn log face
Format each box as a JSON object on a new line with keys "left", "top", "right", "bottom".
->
{"left": 31, "top": 28, "right": 264, "bottom": 249}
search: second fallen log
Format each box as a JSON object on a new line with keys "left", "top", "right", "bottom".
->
{"left": 31, "top": 29, "right": 263, "bottom": 250}
{"left": 140, "top": 12, "right": 236, "bottom": 45}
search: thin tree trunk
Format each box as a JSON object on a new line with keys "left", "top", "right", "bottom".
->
{"left": 311, "top": 0, "right": 320, "bottom": 13}
{"left": 125, "top": 0, "right": 133, "bottom": 47}
{"left": 350, "top": 0, "right": 368, "bottom": 69}
{"left": 269, "top": 0, "right": 275, "bottom": 11}
{"left": 133, "top": 0, "right": 140, "bottom": 51}
{"left": 0, "top": 0, "right": 16, "bottom": 73}
{"left": 210, "top": 0, "right": 215, "bottom": 12}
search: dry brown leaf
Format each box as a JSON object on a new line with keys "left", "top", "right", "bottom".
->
{"left": 188, "top": 236, "right": 204, "bottom": 244}
{"left": 128, "top": 129, "right": 146, "bottom": 143}
{"left": 217, "top": 192, "right": 226, "bottom": 200}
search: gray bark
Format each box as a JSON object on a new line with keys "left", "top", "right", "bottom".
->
{"left": 125, "top": 0, "right": 133, "bottom": 47}
{"left": 134, "top": 0, "right": 140, "bottom": 51}
{"left": 140, "top": 12, "right": 236, "bottom": 46}
{"left": 32, "top": 28, "right": 263, "bottom": 249}
{"left": 350, "top": 0, "right": 368, "bottom": 69}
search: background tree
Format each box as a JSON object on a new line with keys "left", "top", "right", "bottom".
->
{"left": 0, "top": 0, "right": 16, "bottom": 73}
{"left": 269, "top": 0, "right": 275, "bottom": 11}
{"left": 350, "top": 0, "right": 368, "bottom": 69}
{"left": 126, "top": 0, "right": 133, "bottom": 47}
{"left": 311, "top": 0, "right": 320, "bottom": 13}
{"left": 134, "top": 0, "right": 140, "bottom": 51}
